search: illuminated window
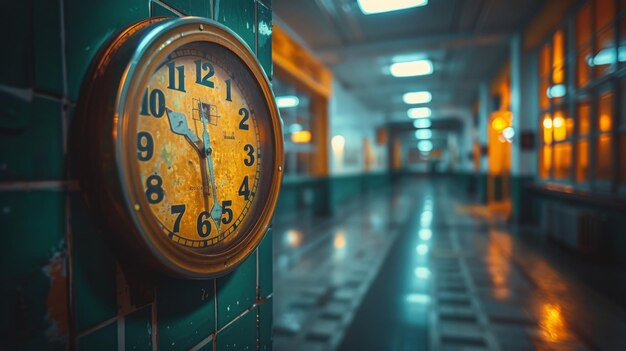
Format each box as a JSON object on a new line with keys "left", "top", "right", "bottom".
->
{"left": 552, "top": 30, "right": 565, "bottom": 85}
{"left": 598, "top": 91, "right": 613, "bottom": 132}
{"left": 553, "top": 111, "right": 568, "bottom": 141}
{"left": 542, "top": 114, "right": 553, "bottom": 144}
{"left": 593, "top": 1, "right": 616, "bottom": 78}
{"left": 577, "top": 139, "right": 589, "bottom": 182}
{"left": 554, "top": 143, "right": 572, "bottom": 180}
{"left": 578, "top": 102, "right": 590, "bottom": 135}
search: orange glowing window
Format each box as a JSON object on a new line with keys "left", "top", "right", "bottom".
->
{"left": 596, "top": 134, "right": 612, "bottom": 180}
{"left": 577, "top": 46, "right": 591, "bottom": 87}
{"left": 578, "top": 102, "right": 590, "bottom": 135}
{"left": 542, "top": 114, "right": 553, "bottom": 144}
{"left": 554, "top": 142, "right": 571, "bottom": 180}
{"left": 553, "top": 111, "right": 568, "bottom": 141}
{"left": 598, "top": 92, "right": 613, "bottom": 132}
{"left": 576, "top": 139, "right": 589, "bottom": 182}
{"left": 291, "top": 130, "right": 312, "bottom": 143}
{"left": 552, "top": 30, "right": 565, "bottom": 84}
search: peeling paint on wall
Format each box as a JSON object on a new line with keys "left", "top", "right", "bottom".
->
{"left": 42, "top": 241, "right": 69, "bottom": 346}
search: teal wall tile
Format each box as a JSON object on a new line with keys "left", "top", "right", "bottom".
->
{"left": 125, "top": 305, "right": 153, "bottom": 351}
{"left": 157, "top": 278, "right": 215, "bottom": 350}
{"left": 1, "top": 2, "right": 31, "bottom": 88}
{"left": 216, "top": 252, "right": 256, "bottom": 329}
{"left": 257, "top": 2, "right": 273, "bottom": 78}
{"left": 77, "top": 321, "right": 117, "bottom": 351}
{"left": 162, "top": 0, "right": 212, "bottom": 17}
{"left": 0, "top": 98, "right": 63, "bottom": 181}
{"left": 215, "top": 0, "right": 256, "bottom": 52}
{"left": 259, "top": 299, "right": 272, "bottom": 351}
{"left": 71, "top": 194, "right": 117, "bottom": 331}
{"left": 216, "top": 309, "right": 256, "bottom": 350}
{"left": 64, "top": 0, "right": 149, "bottom": 100}
{"left": 150, "top": 1, "right": 182, "bottom": 18}
{"left": 33, "top": 0, "right": 63, "bottom": 94}
{"left": 258, "top": 229, "right": 273, "bottom": 298}
{"left": 0, "top": 191, "right": 67, "bottom": 350}
{"left": 0, "top": 92, "right": 32, "bottom": 131}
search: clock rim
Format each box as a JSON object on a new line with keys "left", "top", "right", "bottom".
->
{"left": 81, "top": 17, "right": 283, "bottom": 279}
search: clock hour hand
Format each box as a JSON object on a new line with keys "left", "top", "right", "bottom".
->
{"left": 166, "top": 108, "right": 210, "bottom": 196}
{"left": 199, "top": 101, "right": 222, "bottom": 233}
{"left": 165, "top": 108, "right": 204, "bottom": 154}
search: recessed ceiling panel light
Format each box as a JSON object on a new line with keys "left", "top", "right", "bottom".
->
{"left": 413, "top": 119, "right": 432, "bottom": 129}
{"left": 415, "top": 129, "right": 432, "bottom": 139}
{"left": 358, "top": 0, "right": 428, "bottom": 15}
{"left": 276, "top": 96, "right": 299, "bottom": 108}
{"left": 403, "top": 91, "right": 432, "bottom": 104}
{"left": 408, "top": 107, "right": 432, "bottom": 119}
{"left": 390, "top": 59, "right": 433, "bottom": 77}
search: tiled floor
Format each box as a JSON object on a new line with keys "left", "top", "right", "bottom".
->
{"left": 272, "top": 178, "right": 626, "bottom": 351}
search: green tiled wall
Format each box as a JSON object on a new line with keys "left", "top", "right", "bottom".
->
{"left": 0, "top": 0, "right": 274, "bottom": 350}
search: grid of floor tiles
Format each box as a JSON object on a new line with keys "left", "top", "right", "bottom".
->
{"left": 272, "top": 183, "right": 416, "bottom": 351}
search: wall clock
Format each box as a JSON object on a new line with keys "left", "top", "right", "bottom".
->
{"left": 76, "top": 17, "right": 283, "bottom": 278}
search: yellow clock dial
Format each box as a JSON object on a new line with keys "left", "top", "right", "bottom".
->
{"left": 136, "top": 43, "right": 264, "bottom": 250}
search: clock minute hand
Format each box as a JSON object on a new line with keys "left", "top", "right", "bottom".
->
{"left": 199, "top": 102, "right": 222, "bottom": 233}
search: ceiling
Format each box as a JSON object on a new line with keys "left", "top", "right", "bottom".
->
{"left": 273, "top": 0, "right": 548, "bottom": 123}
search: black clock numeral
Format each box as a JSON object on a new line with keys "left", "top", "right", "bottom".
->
{"left": 243, "top": 144, "right": 255, "bottom": 166}
{"left": 195, "top": 60, "right": 215, "bottom": 88}
{"left": 167, "top": 62, "right": 186, "bottom": 92}
{"left": 171, "top": 204, "right": 186, "bottom": 233}
{"left": 225, "top": 79, "right": 232, "bottom": 101}
{"left": 146, "top": 175, "right": 164, "bottom": 204}
{"left": 140, "top": 88, "right": 165, "bottom": 117}
{"left": 137, "top": 132, "right": 153, "bottom": 161}
{"left": 239, "top": 107, "right": 250, "bottom": 130}
{"left": 221, "top": 200, "right": 233, "bottom": 224}
{"left": 197, "top": 211, "right": 212, "bottom": 237}
{"left": 238, "top": 176, "right": 250, "bottom": 200}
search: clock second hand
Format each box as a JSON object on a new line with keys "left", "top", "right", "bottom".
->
{"left": 199, "top": 100, "right": 222, "bottom": 234}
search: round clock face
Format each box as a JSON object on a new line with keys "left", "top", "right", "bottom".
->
{"left": 136, "top": 42, "right": 265, "bottom": 251}
{"left": 78, "top": 18, "right": 282, "bottom": 278}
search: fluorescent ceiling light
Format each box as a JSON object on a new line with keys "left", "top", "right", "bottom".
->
{"left": 415, "top": 129, "right": 432, "bottom": 139}
{"left": 417, "top": 140, "right": 433, "bottom": 152}
{"left": 390, "top": 59, "right": 433, "bottom": 77}
{"left": 403, "top": 91, "right": 432, "bottom": 104}
{"left": 413, "top": 119, "right": 432, "bottom": 129}
{"left": 276, "top": 96, "right": 299, "bottom": 108}
{"left": 408, "top": 107, "right": 432, "bottom": 119}
{"left": 358, "top": 0, "right": 428, "bottom": 15}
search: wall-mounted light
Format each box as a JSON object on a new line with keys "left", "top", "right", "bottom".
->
{"left": 276, "top": 95, "right": 299, "bottom": 108}
{"left": 390, "top": 59, "right": 433, "bottom": 77}
{"left": 415, "top": 129, "right": 432, "bottom": 139}
{"left": 502, "top": 127, "right": 515, "bottom": 143}
{"left": 408, "top": 107, "right": 432, "bottom": 119}
{"left": 358, "top": 0, "right": 428, "bottom": 15}
{"left": 331, "top": 135, "right": 345, "bottom": 152}
{"left": 546, "top": 84, "right": 566, "bottom": 99}
{"left": 588, "top": 46, "right": 626, "bottom": 67}
{"left": 413, "top": 119, "right": 432, "bottom": 129}
{"left": 291, "top": 130, "right": 311, "bottom": 143}
{"left": 403, "top": 91, "right": 432, "bottom": 104}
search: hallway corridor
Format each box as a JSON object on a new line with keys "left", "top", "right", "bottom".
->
{"left": 272, "top": 178, "right": 626, "bottom": 351}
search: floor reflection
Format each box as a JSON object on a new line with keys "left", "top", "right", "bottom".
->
{"left": 272, "top": 178, "right": 626, "bottom": 351}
